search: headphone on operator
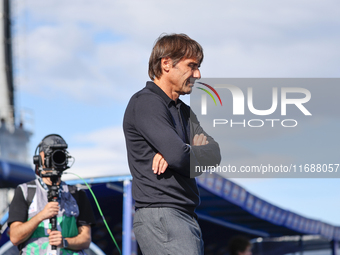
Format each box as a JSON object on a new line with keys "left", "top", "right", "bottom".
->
{"left": 33, "top": 134, "right": 71, "bottom": 175}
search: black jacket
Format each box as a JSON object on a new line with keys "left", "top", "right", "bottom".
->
{"left": 123, "top": 81, "right": 221, "bottom": 217}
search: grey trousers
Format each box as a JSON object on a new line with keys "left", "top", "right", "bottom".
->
{"left": 133, "top": 207, "right": 204, "bottom": 255}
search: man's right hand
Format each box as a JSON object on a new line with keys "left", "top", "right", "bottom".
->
{"left": 39, "top": 202, "right": 59, "bottom": 221}
{"left": 152, "top": 152, "right": 169, "bottom": 175}
{"left": 10, "top": 201, "right": 60, "bottom": 246}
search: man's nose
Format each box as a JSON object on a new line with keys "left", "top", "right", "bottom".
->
{"left": 193, "top": 69, "right": 201, "bottom": 79}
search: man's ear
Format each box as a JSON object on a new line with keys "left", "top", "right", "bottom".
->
{"left": 161, "top": 57, "right": 172, "bottom": 73}
{"left": 39, "top": 151, "right": 45, "bottom": 168}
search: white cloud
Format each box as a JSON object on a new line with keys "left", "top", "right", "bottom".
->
{"left": 12, "top": 0, "right": 340, "bottom": 104}
{"left": 63, "top": 126, "right": 130, "bottom": 180}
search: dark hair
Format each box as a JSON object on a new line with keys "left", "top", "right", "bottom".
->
{"left": 228, "top": 236, "right": 251, "bottom": 255}
{"left": 148, "top": 33, "right": 204, "bottom": 80}
{"left": 38, "top": 134, "right": 67, "bottom": 154}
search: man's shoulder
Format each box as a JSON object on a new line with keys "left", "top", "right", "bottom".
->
{"left": 67, "top": 184, "right": 77, "bottom": 191}
{"left": 59, "top": 182, "right": 82, "bottom": 196}
{"left": 19, "top": 179, "right": 37, "bottom": 186}
{"left": 130, "top": 85, "right": 163, "bottom": 102}
{"left": 15, "top": 179, "right": 37, "bottom": 195}
{"left": 126, "top": 85, "right": 167, "bottom": 114}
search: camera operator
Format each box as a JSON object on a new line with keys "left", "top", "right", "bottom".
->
{"left": 8, "top": 134, "right": 95, "bottom": 255}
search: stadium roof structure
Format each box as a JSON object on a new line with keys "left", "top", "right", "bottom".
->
{"left": 1, "top": 170, "right": 339, "bottom": 255}
{"left": 66, "top": 172, "right": 340, "bottom": 255}
{"left": 196, "top": 172, "right": 340, "bottom": 241}
{"left": 0, "top": 159, "right": 35, "bottom": 188}
{"left": 195, "top": 172, "right": 340, "bottom": 254}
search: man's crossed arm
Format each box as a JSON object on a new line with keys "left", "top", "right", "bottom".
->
{"left": 152, "top": 133, "right": 209, "bottom": 175}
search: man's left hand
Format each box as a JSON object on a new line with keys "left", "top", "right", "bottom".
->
{"left": 47, "top": 229, "right": 63, "bottom": 248}
{"left": 193, "top": 133, "right": 209, "bottom": 146}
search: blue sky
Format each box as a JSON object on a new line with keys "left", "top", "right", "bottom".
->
{"left": 11, "top": 0, "right": 340, "bottom": 225}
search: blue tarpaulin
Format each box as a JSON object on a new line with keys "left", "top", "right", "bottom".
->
{"left": 0, "top": 160, "right": 35, "bottom": 188}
